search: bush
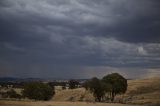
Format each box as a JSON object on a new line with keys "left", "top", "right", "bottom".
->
{"left": 69, "top": 80, "right": 79, "bottom": 89}
{"left": 22, "top": 82, "right": 55, "bottom": 100}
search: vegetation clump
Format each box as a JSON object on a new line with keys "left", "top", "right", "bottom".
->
{"left": 69, "top": 80, "right": 79, "bottom": 89}
{"left": 84, "top": 73, "right": 127, "bottom": 102}
{"left": 22, "top": 82, "right": 55, "bottom": 100}
{"left": 102, "top": 73, "right": 127, "bottom": 101}
{"left": 83, "top": 77, "right": 106, "bottom": 102}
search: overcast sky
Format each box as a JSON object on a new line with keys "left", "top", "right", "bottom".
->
{"left": 0, "top": 0, "right": 160, "bottom": 79}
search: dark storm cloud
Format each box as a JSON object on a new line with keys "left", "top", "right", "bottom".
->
{"left": 0, "top": 0, "right": 160, "bottom": 78}
{"left": 1, "top": 0, "right": 160, "bottom": 43}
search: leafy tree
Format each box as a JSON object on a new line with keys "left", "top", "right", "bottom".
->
{"left": 22, "top": 82, "right": 55, "bottom": 100}
{"left": 84, "top": 77, "right": 107, "bottom": 102}
{"left": 69, "top": 80, "right": 79, "bottom": 89}
{"left": 102, "top": 73, "right": 127, "bottom": 102}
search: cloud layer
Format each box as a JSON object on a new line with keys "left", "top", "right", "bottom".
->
{"left": 0, "top": 0, "right": 160, "bottom": 78}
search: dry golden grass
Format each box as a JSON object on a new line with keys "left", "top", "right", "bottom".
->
{"left": 122, "top": 77, "right": 160, "bottom": 105}
{"left": 53, "top": 77, "right": 160, "bottom": 105}
{"left": 0, "top": 101, "right": 139, "bottom": 106}
{"left": 53, "top": 88, "right": 94, "bottom": 102}
{"left": 127, "top": 77, "right": 160, "bottom": 94}
{"left": 0, "top": 77, "right": 160, "bottom": 106}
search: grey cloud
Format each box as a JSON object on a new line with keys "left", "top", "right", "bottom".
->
{"left": 0, "top": 0, "right": 160, "bottom": 78}
{"left": 1, "top": 0, "right": 160, "bottom": 43}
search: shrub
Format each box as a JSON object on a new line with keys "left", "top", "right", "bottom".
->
{"left": 22, "top": 82, "right": 55, "bottom": 100}
{"left": 69, "top": 80, "right": 79, "bottom": 89}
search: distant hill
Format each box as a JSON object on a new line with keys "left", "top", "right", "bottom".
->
{"left": 0, "top": 77, "right": 42, "bottom": 82}
{"left": 0, "top": 77, "right": 20, "bottom": 82}
{"left": 0, "top": 77, "right": 89, "bottom": 82}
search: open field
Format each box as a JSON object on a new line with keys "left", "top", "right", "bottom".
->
{"left": 0, "top": 101, "right": 139, "bottom": 106}
{"left": 0, "top": 77, "right": 160, "bottom": 106}
{"left": 52, "top": 77, "right": 160, "bottom": 105}
{"left": 124, "top": 77, "right": 160, "bottom": 105}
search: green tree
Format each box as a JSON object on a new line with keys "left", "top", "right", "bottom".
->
{"left": 22, "top": 82, "right": 55, "bottom": 100}
{"left": 69, "top": 80, "right": 79, "bottom": 89}
{"left": 102, "top": 73, "right": 127, "bottom": 102}
{"left": 84, "top": 77, "right": 107, "bottom": 102}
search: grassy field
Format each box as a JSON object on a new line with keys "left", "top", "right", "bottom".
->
{"left": 0, "top": 101, "right": 139, "bottom": 106}
{"left": 0, "top": 77, "right": 160, "bottom": 106}
{"left": 124, "top": 77, "right": 160, "bottom": 105}
{"left": 52, "top": 77, "right": 160, "bottom": 105}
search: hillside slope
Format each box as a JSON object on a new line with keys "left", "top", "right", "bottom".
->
{"left": 53, "top": 77, "right": 160, "bottom": 105}
{"left": 123, "top": 77, "right": 160, "bottom": 105}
